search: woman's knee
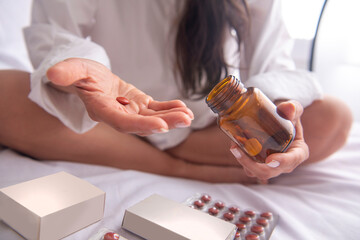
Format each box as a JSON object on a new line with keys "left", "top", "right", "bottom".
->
{"left": 0, "top": 70, "right": 31, "bottom": 145}
{"left": 0, "top": 69, "right": 30, "bottom": 81}
{"left": 0, "top": 70, "right": 30, "bottom": 98}
{"left": 328, "top": 96, "right": 353, "bottom": 143}
{"left": 0, "top": 70, "right": 31, "bottom": 117}
{"left": 302, "top": 95, "right": 353, "bottom": 144}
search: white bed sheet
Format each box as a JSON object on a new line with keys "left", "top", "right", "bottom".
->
{"left": 1, "top": 1, "right": 360, "bottom": 239}
{"left": 0, "top": 122, "right": 360, "bottom": 240}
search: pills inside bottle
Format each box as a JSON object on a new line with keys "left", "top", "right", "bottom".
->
{"left": 206, "top": 75, "right": 295, "bottom": 163}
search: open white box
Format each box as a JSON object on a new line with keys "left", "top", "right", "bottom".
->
{"left": 0, "top": 171, "right": 105, "bottom": 240}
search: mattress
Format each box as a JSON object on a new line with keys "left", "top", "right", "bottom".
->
{"left": 1, "top": 122, "right": 360, "bottom": 240}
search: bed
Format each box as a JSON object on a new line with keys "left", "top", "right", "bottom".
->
{"left": 0, "top": 122, "right": 360, "bottom": 240}
{"left": 1, "top": 1, "right": 360, "bottom": 239}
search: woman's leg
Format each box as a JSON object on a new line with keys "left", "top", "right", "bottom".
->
{"left": 0, "top": 70, "right": 256, "bottom": 183}
{"left": 301, "top": 96, "right": 353, "bottom": 164}
{"left": 168, "top": 95, "right": 353, "bottom": 167}
{"left": 166, "top": 124, "right": 239, "bottom": 166}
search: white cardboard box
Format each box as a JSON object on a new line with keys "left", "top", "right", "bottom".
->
{"left": 0, "top": 171, "right": 105, "bottom": 240}
{"left": 122, "top": 194, "right": 237, "bottom": 240}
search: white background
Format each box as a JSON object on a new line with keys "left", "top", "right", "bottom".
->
{"left": 283, "top": 0, "right": 360, "bottom": 121}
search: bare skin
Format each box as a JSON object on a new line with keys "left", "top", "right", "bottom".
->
{"left": 168, "top": 97, "right": 353, "bottom": 182}
{"left": 0, "top": 69, "right": 256, "bottom": 184}
{"left": 225, "top": 97, "right": 353, "bottom": 182}
{"left": 0, "top": 59, "right": 353, "bottom": 183}
{"left": 46, "top": 58, "right": 195, "bottom": 135}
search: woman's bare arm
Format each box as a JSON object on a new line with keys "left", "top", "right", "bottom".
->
{"left": 0, "top": 70, "right": 256, "bottom": 184}
{"left": 47, "top": 58, "right": 194, "bottom": 135}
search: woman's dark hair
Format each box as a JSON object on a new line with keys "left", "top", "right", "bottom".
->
{"left": 175, "top": 0, "right": 249, "bottom": 99}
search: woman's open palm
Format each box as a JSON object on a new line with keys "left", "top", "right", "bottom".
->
{"left": 47, "top": 58, "right": 194, "bottom": 136}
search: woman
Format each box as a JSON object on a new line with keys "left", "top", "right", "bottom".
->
{"left": 0, "top": 0, "right": 353, "bottom": 183}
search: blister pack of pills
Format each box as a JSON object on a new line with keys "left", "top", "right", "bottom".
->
{"left": 89, "top": 228, "right": 128, "bottom": 240}
{"left": 184, "top": 193, "right": 279, "bottom": 240}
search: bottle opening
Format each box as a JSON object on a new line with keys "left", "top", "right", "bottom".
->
{"left": 206, "top": 75, "right": 244, "bottom": 113}
{"left": 206, "top": 77, "right": 232, "bottom": 102}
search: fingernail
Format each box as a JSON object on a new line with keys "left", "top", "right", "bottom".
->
{"left": 230, "top": 147, "right": 241, "bottom": 159}
{"left": 266, "top": 160, "right": 280, "bottom": 168}
{"left": 175, "top": 122, "right": 189, "bottom": 128}
{"left": 152, "top": 128, "right": 168, "bottom": 134}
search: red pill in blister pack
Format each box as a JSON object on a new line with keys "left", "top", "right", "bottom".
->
{"left": 88, "top": 228, "right": 128, "bottom": 240}
{"left": 201, "top": 194, "right": 212, "bottom": 203}
{"left": 184, "top": 193, "right": 279, "bottom": 240}
{"left": 229, "top": 206, "right": 240, "bottom": 214}
{"left": 104, "top": 232, "right": 120, "bottom": 240}
{"left": 223, "top": 212, "right": 235, "bottom": 221}
{"left": 208, "top": 206, "right": 220, "bottom": 216}
{"left": 194, "top": 200, "right": 205, "bottom": 209}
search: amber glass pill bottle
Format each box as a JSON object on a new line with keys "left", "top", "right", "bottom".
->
{"left": 206, "top": 75, "right": 295, "bottom": 163}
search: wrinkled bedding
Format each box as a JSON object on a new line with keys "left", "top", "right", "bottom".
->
{"left": 1, "top": 123, "right": 360, "bottom": 240}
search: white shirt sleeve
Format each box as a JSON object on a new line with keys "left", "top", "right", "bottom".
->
{"left": 24, "top": 0, "right": 110, "bottom": 133}
{"left": 240, "top": 0, "right": 323, "bottom": 107}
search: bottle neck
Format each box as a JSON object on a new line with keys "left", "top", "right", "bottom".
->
{"left": 206, "top": 75, "right": 246, "bottom": 114}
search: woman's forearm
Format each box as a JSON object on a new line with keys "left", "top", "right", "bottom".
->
{"left": 0, "top": 70, "right": 255, "bottom": 183}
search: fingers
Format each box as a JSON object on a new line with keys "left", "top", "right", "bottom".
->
{"left": 276, "top": 100, "right": 303, "bottom": 124}
{"left": 230, "top": 147, "right": 282, "bottom": 180}
{"left": 137, "top": 100, "right": 194, "bottom": 130}
{"left": 113, "top": 92, "right": 195, "bottom": 131}
{"left": 230, "top": 141, "right": 309, "bottom": 180}
{"left": 227, "top": 100, "right": 309, "bottom": 181}
{"left": 102, "top": 109, "right": 170, "bottom": 135}
{"left": 92, "top": 101, "right": 193, "bottom": 136}
{"left": 48, "top": 58, "right": 195, "bottom": 136}
{"left": 140, "top": 108, "right": 193, "bottom": 129}
{"left": 149, "top": 99, "right": 185, "bottom": 110}
{"left": 79, "top": 94, "right": 169, "bottom": 135}
{"left": 276, "top": 100, "right": 305, "bottom": 141}
{"left": 149, "top": 100, "right": 195, "bottom": 120}
{"left": 266, "top": 140, "right": 310, "bottom": 167}
{"left": 158, "top": 112, "right": 193, "bottom": 129}
{"left": 229, "top": 145, "right": 281, "bottom": 180}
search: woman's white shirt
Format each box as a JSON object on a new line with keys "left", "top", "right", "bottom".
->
{"left": 24, "top": 0, "right": 322, "bottom": 150}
